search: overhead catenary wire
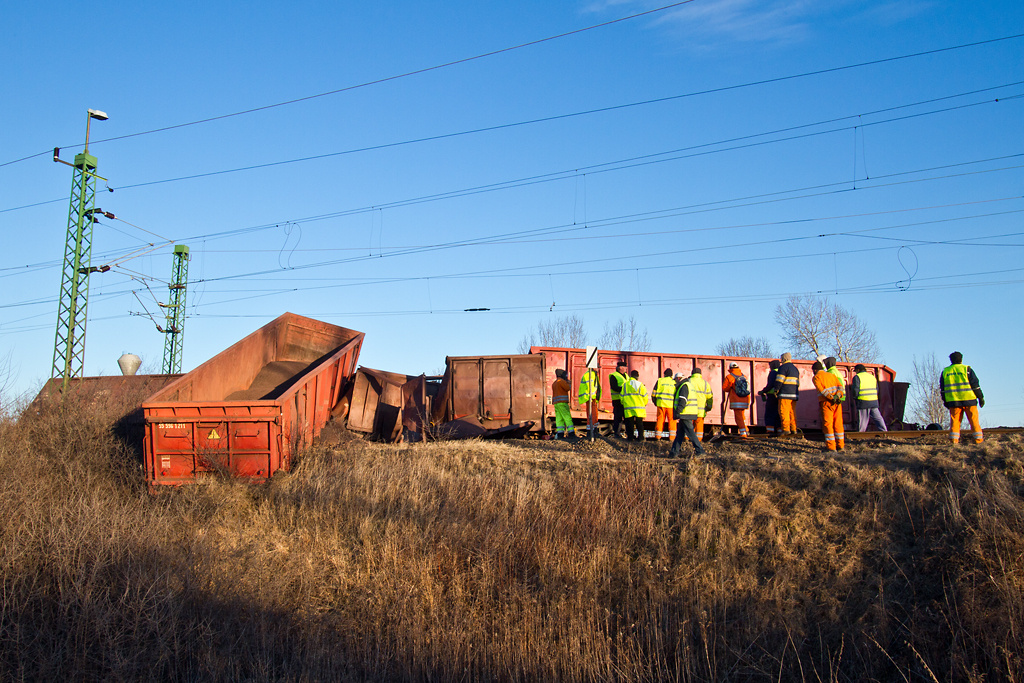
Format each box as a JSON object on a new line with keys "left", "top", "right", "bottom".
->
{"left": 4, "top": 96, "right": 1018, "bottom": 333}
{"left": 3, "top": 125, "right": 1017, "bottom": 285}
{"left": 42, "top": 87, "right": 1024, "bottom": 206}
{"left": 187, "top": 227, "right": 1024, "bottom": 309}
{"left": 4, "top": 31, "right": 1020, "bottom": 175}
{"left": 1, "top": 75, "right": 1020, "bottom": 215}
{"left": 1, "top": 156, "right": 1020, "bottom": 296}
{"left": 13, "top": 209, "right": 1014, "bottom": 313}
{"left": 4, "top": 262, "right": 1022, "bottom": 337}
{"left": 106, "top": 86, "right": 1024, "bottom": 193}
{"left": 0, "top": 1, "right": 702, "bottom": 169}
{"left": 176, "top": 162, "right": 1024, "bottom": 284}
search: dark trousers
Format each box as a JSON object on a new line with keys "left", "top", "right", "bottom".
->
{"left": 670, "top": 418, "right": 704, "bottom": 455}
{"left": 612, "top": 400, "right": 624, "bottom": 436}
{"left": 625, "top": 415, "right": 645, "bottom": 441}
{"left": 764, "top": 399, "right": 779, "bottom": 433}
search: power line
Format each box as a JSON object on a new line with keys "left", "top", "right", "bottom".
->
{"left": 4, "top": 58, "right": 1019, "bottom": 214}
{"left": 0, "top": 1, "right": 699, "bottom": 169}
{"left": 3, "top": 81, "right": 1018, "bottom": 216}
{"left": 6, "top": 263, "right": 1020, "bottom": 337}
{"left": 2, "top": 154, "right": 1019, "bottom": 289}
{"left": 181, "top": 161, "right": 1024, "bottom": 283}
{"left": 109, "top": 85, "right": 1024, "bottom": 192}
{"left": 69, "top": 209, "right": 1024, "bottom": 309}
{"left": 187, "top": 200, "right": 1024, "bottom": 271}
{"left": 6, "top": 199, "right": 1018, "bottom": 314}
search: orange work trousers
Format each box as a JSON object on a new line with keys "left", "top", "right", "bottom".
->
{"left": 655, "top": 407, "right": 676, "bottom": 440}
{"left": 694, "top": 416, "right": 705, "bottom": 442}
{"left": 583, "top": 400, "right": 599, "bottom": 428}
{"left": 949, "top": 405, "right": 983, "bottom": 444}
{"left": 778, "top": 399, "right": 797, "bottom": 433}
{"left": 820, "top": 402, "right": 845, "bottom": 450}
{"left": 730, "top": 408, "right": 749, "bottom": 437}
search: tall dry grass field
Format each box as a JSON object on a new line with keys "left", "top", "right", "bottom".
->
{"left": 2, "top": 390, "right": 1023, "bottom": 681}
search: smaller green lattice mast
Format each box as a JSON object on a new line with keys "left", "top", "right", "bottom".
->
{"left": 161, "top": 245, "right": 190, "bottom": 374}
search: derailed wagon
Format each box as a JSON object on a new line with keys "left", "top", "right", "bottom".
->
{"left": 430, "top": 354, "right": 546, "bottom": 436}
{"left": 143, "top": 313, "right": 363, "bottom": 488}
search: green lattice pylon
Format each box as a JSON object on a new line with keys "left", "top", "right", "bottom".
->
{"left": 161, "top": 244, "right": 190, "bottom": 374}
{"left": 52, "top": 151, "right": 99, "bottom": 388}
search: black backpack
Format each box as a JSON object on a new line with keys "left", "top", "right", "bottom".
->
{"left": 733, "top": 375, "right": 750, "bottom": 397}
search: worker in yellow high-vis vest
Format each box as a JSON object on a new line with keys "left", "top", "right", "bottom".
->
{"left": 608, "top": 362, "right": 628, "bottom": 439}
{"left": 578, "top": 367, "right": 602, "bottom": 441}
{"left": 651, "top": 368, "right": 677, "bottom": 440}
{"left": 668, "top": 372, "right": 706, "bottom": 457}
{"left": 940, "top": 351, "right": 985, "bottom": 445}
{"left": 687, "top": 367, "right": 713, "bottom": 442}
{"left": 853, "top": 364, "right": 887, "bottom": 432}
{"left": 620, "top": 370, "right": 648, "bottom": 442}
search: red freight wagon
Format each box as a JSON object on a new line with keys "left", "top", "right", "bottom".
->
{"left": 431, "top": 354, "right": 546, "bottom": 431}
{"left": 143, "top": 313, "right": 363, "bottom": 487}
{"left": 531, "top": 347, "right": 906, "bottom": 434}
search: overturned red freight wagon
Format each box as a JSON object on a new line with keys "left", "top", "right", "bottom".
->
{"left": 531, "top": 347, "right": 907, "bottom": 434}
{"left": 143, "top": 313, "right": 363, "bottom": 487}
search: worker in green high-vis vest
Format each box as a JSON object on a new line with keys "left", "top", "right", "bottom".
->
{"left": 578, "top": 366, "right": 602, "bottom": 441}
{"left": 940, "top": 351, "right": 985, "bottom": 445}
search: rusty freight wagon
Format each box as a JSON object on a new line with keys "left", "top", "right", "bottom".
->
{"left": 345, "top": 367, "right": 432, "bottom": 442}
{"left": 531, "top": 347, "right": 906, "bottom": 435}
{"left": 430, "top": 354, "right": 547, "bottom": 435}
{"left": 143, "top": 313, "right": 364, "bottom": 487}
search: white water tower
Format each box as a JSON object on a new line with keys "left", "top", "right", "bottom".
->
{"left": 117, "top": 353, "right": 142, "bottom": 376}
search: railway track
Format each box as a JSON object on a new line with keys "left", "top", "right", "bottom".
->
{"left": 709, "top": 427, "right": 1024, "bottom": 443}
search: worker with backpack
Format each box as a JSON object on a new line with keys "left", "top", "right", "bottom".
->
{"left": 722, "top": 361, "right": 752, "bottom": 438}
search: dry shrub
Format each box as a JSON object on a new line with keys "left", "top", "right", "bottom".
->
{"left": 1, "top": 393, "right": 1023, "bottom": 681}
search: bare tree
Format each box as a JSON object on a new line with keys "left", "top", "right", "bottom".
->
{"left": 597, "top": 316, "right": 652, "bottom": 352}
{"left": 907, "top": 352, "right": 947, "bottom": 426}
{"left": 517, "top": 314, "right": 589, "bottom": 353}
{"left": 774, "top": 295, "right": 879, "bottom": 362}
{"left": 0, "top": 351, "right": 16, "bottom": 418}
{"left": 715, "top": 336, "right": 775, "bottom": 358}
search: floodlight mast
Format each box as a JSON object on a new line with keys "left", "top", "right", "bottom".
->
{"left": 51, "top": 109, "right": 109, "bottom": 390}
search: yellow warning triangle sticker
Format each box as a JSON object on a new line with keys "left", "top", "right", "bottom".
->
{"left": 208, "top": 429, "right": 221, "bottom": 440}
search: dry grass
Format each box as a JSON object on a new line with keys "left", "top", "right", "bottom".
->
{"left": 2, "top": 392, "right": 1023, "bottom": 681}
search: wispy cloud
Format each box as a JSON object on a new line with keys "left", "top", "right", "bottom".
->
{"left": 585, "top": 0, "right": 935, "bottom": 50}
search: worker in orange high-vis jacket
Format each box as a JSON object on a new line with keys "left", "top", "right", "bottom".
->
{"left": 770, "top": 352, "right": 801, "bottom": 436}
{"left": 941, "top": 351, "right": 985, "bottom": 444}
{"left": 552, "top": 368, "right": 574, "bottom": 440}
{"left": 812, "top": 361, "right": 845, "bottom": 451}
{"left": 651, "top": 368, "right": 677, "bottom": 440}
{"left": 722, "top": 362, "right": 752, "bottom": 438}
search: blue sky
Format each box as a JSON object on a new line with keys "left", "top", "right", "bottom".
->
{"left": 3, "top": 1, "right": 1023, "bottom": 425}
